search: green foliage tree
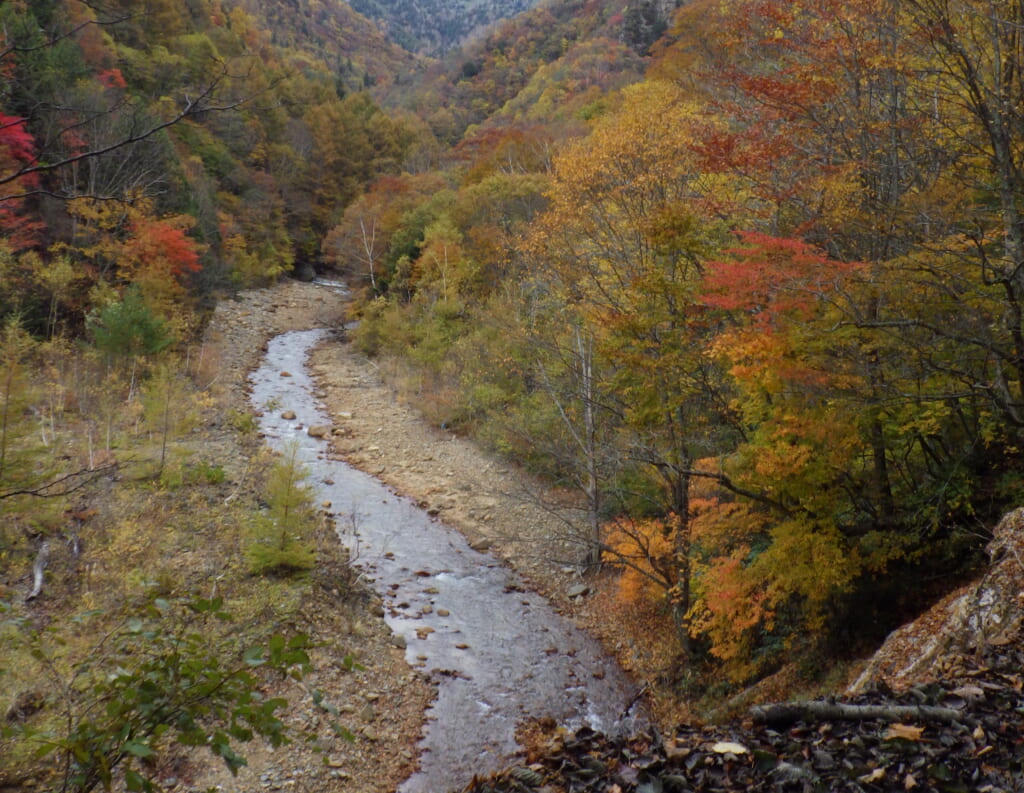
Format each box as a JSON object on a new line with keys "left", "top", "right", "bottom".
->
{"left": 140, "top": 359, "right": 198, "bottom": 479}
{"left": 247, "top": 443, "right": 317, "bottom": 576}
{"left": 87, "top": 286, "right": 173, "bottom": 363}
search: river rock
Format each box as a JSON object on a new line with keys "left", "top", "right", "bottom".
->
{"left": 281, "top": 410, "right": 296, "bottom": 420}
{"left": 567, "top": 583, "right": 590, "bottom": 599}
{"left": 292, "top": 261, "right": 316, "bottom": 282}
{"left": 469, "top": 536, "right": 492, "bottom": 552}
{"left": 307, "top": 425, "right": 331, "bottom": 438}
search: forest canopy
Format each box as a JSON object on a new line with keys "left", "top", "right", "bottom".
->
{"left": 338, "top": 0, "right": 1024, "bottom": 684}
{"left": 3, "top": 0, "right": 1024, "bottom": 697}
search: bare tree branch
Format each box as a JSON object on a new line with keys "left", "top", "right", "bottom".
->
{"left": 0, "top": 461, "right": 117, "bottom": 501}
{"left": 0, "top": 3, "right": 133, "bottom": 62}
{"left": 0, "top": 72, "right": 248, "bottom": 199}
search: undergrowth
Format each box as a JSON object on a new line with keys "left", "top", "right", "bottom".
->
{"left": 0, "top": 329, "right": 358, "bottom": 792}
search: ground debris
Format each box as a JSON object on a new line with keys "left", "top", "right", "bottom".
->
{"left": 459, "top": 641, "right": 1024, "bottom": 793}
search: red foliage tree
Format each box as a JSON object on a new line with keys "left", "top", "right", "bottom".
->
{"left": 0, "top": 114, "right": 43, "bottom": 251}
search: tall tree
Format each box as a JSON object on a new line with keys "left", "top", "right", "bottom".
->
{"left": 525, "top": 80, "right": 740, "bottom": 652}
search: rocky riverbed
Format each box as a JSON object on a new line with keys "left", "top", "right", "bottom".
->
{"left": 192, "top": 281, "right": 434, "bottom": 793}
{"left": 194, "top": 279, "right": 635, "bottom": 793}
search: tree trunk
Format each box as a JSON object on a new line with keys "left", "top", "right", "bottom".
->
{"left": 669, "top": 466, "right": 694, "bottom": 657}
{"left": 26, "top": 541, "right": 50, "bottom": 601}
{"left": 578, "top": 328, "right": 602, "bottom": 567}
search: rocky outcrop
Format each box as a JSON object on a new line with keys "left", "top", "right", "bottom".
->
{"left": 850, "top": 507, "right": 1024, "bottom": 694}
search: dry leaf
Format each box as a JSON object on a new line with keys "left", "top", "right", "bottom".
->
{"left": 904, "top": 772, "right": 918, "bottom": 789}
{"left": 885, "top": 723, "right": 925, "bottom": 741}
{"left": 712, "top": 741, "right": 749, "bottom": 755}
{"left": 858, "top": 767, "right": 886, "bottom": 783}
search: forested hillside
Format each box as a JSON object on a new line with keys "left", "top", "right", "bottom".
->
{"left": 380, "top": 0, "right": 669, "bottom": 143}
{"left": 0, "top": 0, "right": 423, "bottom": 330}
{"left": 334, "top": 0, "right": 1024, "bottom": 697}
{"left": 349, "top": 0, "right": 542, "bottom": 55}
{"left": 0, "top": 2, "right": 427, "bottom": 788}
{"left": 3, "top": 0, "right": 1024, "bottom": 784}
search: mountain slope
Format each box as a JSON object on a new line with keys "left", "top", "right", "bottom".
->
{"left": 236, "top": 0, "right": 419, "bottom": 88}
{"left": 380, "top": 0, "right": 656, "bottom": 143}
{"left": 347, "top": 0, "right": 544, "bottom": 55}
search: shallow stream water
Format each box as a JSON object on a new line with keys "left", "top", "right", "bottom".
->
{"left": 250, "top": 328, "right": 642, "bottom": 792}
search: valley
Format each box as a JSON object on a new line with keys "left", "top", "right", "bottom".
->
{"left": 3, "top": 0, "right": 1024, "bottom": 789}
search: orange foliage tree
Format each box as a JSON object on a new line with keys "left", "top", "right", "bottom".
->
{"left": 523, "top": 79, "right": 746, "bottom": 656}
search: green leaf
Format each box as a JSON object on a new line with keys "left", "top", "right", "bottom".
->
{"left": 243, "top": 646, "right": 266, "bottom": 667}
{"left": 124, "top": 741, "right": 155, "bottom": 758}
{"left": 125, "top": 768, "right": 143, "bottom": 792}
{"left": 331, "top": 722, "right": 357, "bottom": 742}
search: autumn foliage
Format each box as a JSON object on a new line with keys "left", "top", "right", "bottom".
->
{"left": 5, "top": 0, "right": 1024, "bottom": 698}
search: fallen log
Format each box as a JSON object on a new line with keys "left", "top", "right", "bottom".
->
{"left": 750, "top": 700, "right": 971, "bottom": 727}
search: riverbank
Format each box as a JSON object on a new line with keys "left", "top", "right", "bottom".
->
{"left": 190, "top": 281, "right": 434, "bottom": 793}
{"left": 308, "top": 336, "right": 598, "bottom": 612}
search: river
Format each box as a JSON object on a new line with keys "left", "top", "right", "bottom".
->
{"left": 249, "top": 328, "right": 642, "bottom": 792}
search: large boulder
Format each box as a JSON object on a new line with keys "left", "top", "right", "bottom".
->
{"left": 849, "top": 507, "right": 1024, "bottom": 693}
{"left": 292, "top": 261, "right": 317, "bottom": 282}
